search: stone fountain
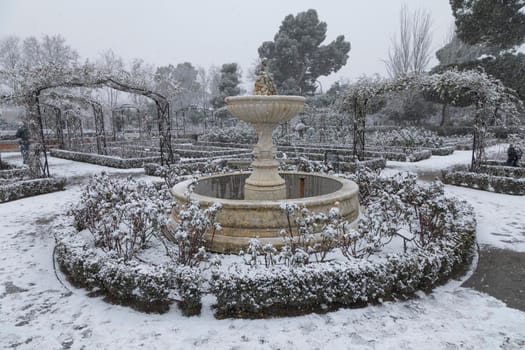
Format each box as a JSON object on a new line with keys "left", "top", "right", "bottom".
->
{"left": 171, "top": 61, "right": 360, "bottom": 252}
{"left": 225, "top": 95, "right": 304, "bottom": 200}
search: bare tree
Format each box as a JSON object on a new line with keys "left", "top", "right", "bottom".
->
{"left": 97, "top": 50, "right": 124, "bottom": 109}
{"left": 197, "top": 67, "right": 210, "bottom": 109}
{"left": 207, "top": 65, "right": 221, "bottom": 105}
{"left": 129, "top": 58, "right": 154, "bottom": 106}
{"left": 385, "top": 5, "right": 432, "bottom": 77}
{"left": 39, "top": 35, "right": 79, "bottom": 67}
{"left": 0, "top": 36, "right": 21, "bottom": 93}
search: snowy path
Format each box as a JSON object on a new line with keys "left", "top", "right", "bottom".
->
{"left": 1, "top": 154, "right": 525, "bottom": 349}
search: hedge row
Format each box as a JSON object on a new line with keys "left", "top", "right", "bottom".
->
{"left": 364, "top": 149, "right": 432, "bottom": 162}
{"left": 0, "top": 167, "right": 29, "bottom": 179}
{"left": 143, "top": 161, "right": 224, "bottom": 177}
{"left": 50, "top": 149, "right": 162, "bottom": 168}
{"left": 210, "top": 203, "right": 476, "bottom": 318}
{"left": 0, "top": 177, "right": 66, "bottom": 202}
{"left": 196, "top": 141, "right": 433, "bottom": 163}
{"left": 144, "top": 157, "right": 387, "bottom": 178}
{"left": 338, "top": 158, "right": 386, "bottom": 172}
{"left": 429, "top": 146, "right": 455, "bottom": 156}
{"left": 479, "top": 165, "right": 525, "bottom": 178}
{"left": 442, "top": 170, "right": 525, "bottom": 195}
{"left": 55, "top": 229, "right": 202, "bottom": 315}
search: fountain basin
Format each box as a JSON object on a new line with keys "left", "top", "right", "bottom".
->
{"left": 171, "top": 172, "right": 360, "bottom": 253}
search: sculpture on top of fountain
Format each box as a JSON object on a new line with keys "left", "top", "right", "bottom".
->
{"left": 253, "top": 59, "right": 278, "bottom": 96}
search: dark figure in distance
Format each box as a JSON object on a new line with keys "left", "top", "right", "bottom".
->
{"left": 506, "top": 144, "right": 522, "bottom": 167}
{"left": 15, "top": 122, "right": 30, "bottom": 164}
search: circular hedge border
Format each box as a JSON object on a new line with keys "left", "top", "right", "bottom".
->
{"left": 55, "top": 196, "right": 476, "bottom": 318}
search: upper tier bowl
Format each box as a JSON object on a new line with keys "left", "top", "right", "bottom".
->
{"left": 225, "top": 95, "right": 305, "bottom": 124}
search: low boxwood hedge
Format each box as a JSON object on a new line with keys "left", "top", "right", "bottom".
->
{"left": 442, "top": 169, "right": 525, "bottom": 195}
{"left": 0, "top": 177, "right": 66, "bottom": 202}
{"left": 364, "top": 149, "right": 432, "bottom": 162}
{"left": 55, "top": 229, "right": 203, "bottom": 315}
{"left": 51, "top": 149, "right": 162, "bottom": 168}
{"left": 210, "top": 203, "right": 476, "bottom": 318}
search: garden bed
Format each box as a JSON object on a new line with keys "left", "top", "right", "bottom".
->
{"left": 211, "top": 215, "right": 475, "bottom": 318}
{"left": 54, "top": 171, "right": 476, "bottom": 319}
{"left": 55, "top": 225, "right": 202, "bottom": 315}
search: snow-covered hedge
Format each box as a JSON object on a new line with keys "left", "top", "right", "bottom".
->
{"left": 286, "top": 157, "right": 386, "bottom": 173}
{"left": 442, "top": 169, "right": 525, "bottom": 195}
{"left": 429, "top": 146, "right": 455, "bottom": 156}
{"left": 370, "top": 127, "right": 445, "bottom": 148}
{"left": 144, "top": 161, "right": 230, "bottom": 181}
{"left": 55, "top": 222, "right": 203, "bottom": 315}
{"left": 55, "top": 168, "right": 477, "bottom": 319}
{"left": 484, "top": 160, "right": 524, "bottom": 168}
{"left": 364, "top": 149, "right": 432, "bottom": 162}
{"left": 55, "top": 174, "right": 214, "bottom": 315}
{"left": 210, "top": 202, "right": 475, "bottom": 318}
{"left": 0, "top": 177, "right": 66, "bottom": 202}
{"left": 50, "top": 149, "right": 163, "bottom": 168}
{"left": 0, "top": 167, "right": 29, "bottom": 179}
{"left": 200, "top": 125, "right": 257, "bottom": 144}
{"left": 479, "top": 164, "right": 525, "bottom": 178}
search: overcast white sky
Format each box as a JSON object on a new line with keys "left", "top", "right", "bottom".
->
{"left": 0, "top": 0, "right": 454, "bottom": 90}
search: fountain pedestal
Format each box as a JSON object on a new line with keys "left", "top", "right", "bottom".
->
{"left": 225, "top": 95, "right": 305, "bottom": 200}
{"left": 244, "top": 122, "right": 286, "bottom": 200}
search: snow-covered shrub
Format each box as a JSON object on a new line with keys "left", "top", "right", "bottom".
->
{"left": 371, "top": 127, "right": 445, "bottom": 149}
{"left": 293, "top": 157, "right": 329, "bottom": 173}
{"left": 144, "top": 161, "right": 230, "bottom": 187}
{"left": 171, "top": 266, "right": 203, "bottom": 316}
{"left": 209, "top": 169, "right": 476, "bottom": 318}
{"left": 55, "top": 230, "right": 173, "bottom": 311}
{"left": 166, "top": 197, "right": 222, "bottom": 267}
{"left": 55, "top": 216, "right": 204, "bottom": 314}
{"left": 200, "top": 125, "right": 256, "bottom": 144}
{"left": 278, "top": 203, "right": 317, "bottom": 265}
{"left": 345, "top": 166, "right": 382, "bottom": 205}
{"left": 210, "top": 198, "right": 475, "bottom": 318}
{"left": 350, "top": 171, "right": 460, "bottom": 248}
{"left": 241, "top": 238, "right": 278, "bottom": 268}
{"left": 71, "top": 173, "right": 172, "bottom": 260}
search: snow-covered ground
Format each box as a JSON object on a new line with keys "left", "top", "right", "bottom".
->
{"left": 1, "top": 150, "right": 525, "bottom": 349}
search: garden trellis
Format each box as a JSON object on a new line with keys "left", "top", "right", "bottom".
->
{"left": 42, "top": 91, "right": 107, "bottom": 155}
{"left": 342, "top": 70, "right": 522, "bottom": 170}
{"left": 0, "top": 63, "right": 178, "bottom": 177}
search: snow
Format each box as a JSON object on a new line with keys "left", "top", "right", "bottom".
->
{"left": 447, "top": 185, "right": 525, "bottom": 252}
{"left": 1, "top": 151, "right": 147, "bottom": 180}
{"left": 1, "top": 151, "right": 525, "bottom": 349}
